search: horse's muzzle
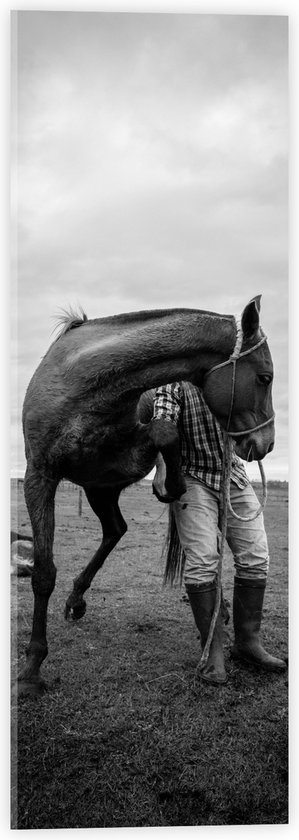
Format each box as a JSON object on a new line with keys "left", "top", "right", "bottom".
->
{"left": 235, "top": 435, "right": 274, "bottom": 462}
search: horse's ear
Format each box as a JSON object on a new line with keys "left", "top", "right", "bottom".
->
{"left": 241, "top": 295, "right": 261, "bottom": 338}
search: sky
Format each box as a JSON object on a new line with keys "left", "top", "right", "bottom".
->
{"left": 11, "top": 10, "right": 288, "bottom": 482}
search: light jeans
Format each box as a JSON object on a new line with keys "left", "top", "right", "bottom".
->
{"left": 172, "top": 475, "right": 269, "bottom": 586}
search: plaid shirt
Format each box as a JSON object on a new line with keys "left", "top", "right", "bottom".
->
{"left": 153, "top": 381, "right": 249, "bottom": 492}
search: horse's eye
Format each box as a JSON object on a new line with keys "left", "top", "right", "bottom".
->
{"left": 257, "top": 374, "right": 272, "bottom": 386}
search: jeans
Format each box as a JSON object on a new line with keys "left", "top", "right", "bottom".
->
{"left": 172, "top": 475, "right": 269, "bottom": 586}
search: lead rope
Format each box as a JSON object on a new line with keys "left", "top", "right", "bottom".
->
{"left": 198, "top": 435, "right": 232, "bottom": 672}
{"left": 198, "top": 435, "right": 268, "bottom": 672}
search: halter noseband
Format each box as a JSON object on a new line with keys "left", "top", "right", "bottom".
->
{"left": 204, "top": 317, "right": 275, "bottom": 436}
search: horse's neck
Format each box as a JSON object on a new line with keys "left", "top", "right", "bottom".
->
{"left": 131, "top": 310, "right": 235, "bottom": 371}
{"left": 137, "top": 313, "right": 235, "bottom": 389}
{"left": 65, "top": 309, "right": 236, "bottom": 395}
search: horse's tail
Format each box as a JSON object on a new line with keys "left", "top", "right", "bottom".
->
{"left": 163, "top": 504, "right": 186, "bottom": 586}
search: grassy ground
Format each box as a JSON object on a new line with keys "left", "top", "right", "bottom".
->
{"left": 11, "top": 479, "right": 288, "bottom": 828}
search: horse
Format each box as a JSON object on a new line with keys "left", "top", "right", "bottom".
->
{"left": 19, "top": 295, "right": 274, "bottom": 695}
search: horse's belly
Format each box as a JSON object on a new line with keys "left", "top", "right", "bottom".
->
{"left": 62, "top": 437, "right": 156, "bottom": 488}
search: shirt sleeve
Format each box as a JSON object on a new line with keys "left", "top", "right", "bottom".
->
{"left": 153, "top": 382, "right": 182, "bottom": 425}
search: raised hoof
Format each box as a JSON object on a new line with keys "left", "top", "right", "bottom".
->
{"left": 16, "top": 675, "right": 47, "bottom": 698}
{"left": 65, "top": 599, "right": 87, "bottom": 620}
{"left": 152, "top": 484, "right": 186, "bottom": 504}
{"left": 152, "top": 485, "right": 175, "bottom": 504}
{"left": 165, "top": 476, "right": 186, "bottom": 502}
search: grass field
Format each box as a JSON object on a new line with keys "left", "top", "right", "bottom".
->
{"left": 11, "top": 478, "right": 288, "bottom": 828}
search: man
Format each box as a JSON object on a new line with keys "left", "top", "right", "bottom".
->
{"left": 153, "top": 381, "right": 287, "bottom": 685}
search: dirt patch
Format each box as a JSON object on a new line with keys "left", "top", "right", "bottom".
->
{"left": 11, "top": 479, "right": 288, "bottom": 828}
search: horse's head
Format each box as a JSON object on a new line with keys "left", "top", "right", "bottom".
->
{"left": 202, "top": 296, "right": 275, "bottom": 461}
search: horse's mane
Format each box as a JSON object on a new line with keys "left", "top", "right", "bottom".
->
{"left": 51, "top": 304, "right": 234, "bottom": 347}
{"left": 53, "top": 306, "right": 88, "bottom": 340}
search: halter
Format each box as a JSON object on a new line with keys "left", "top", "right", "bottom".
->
{"left": 202, "top": 314, "right": 275, "bottom": 526}
{"left": 204, "top": 316, "right": 275, "bottom": 436}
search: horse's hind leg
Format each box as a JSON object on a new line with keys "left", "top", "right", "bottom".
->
{"left": 65, "top": 487, "right": 127, "bottom": 620}
{"left": 17, "top": 465, "right": 58, "bottom": 696}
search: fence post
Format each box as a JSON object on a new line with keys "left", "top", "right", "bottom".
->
{"left": 78, "top": 487, "right": 82, "bottom": 517}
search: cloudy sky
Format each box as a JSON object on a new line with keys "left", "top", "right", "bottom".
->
{"left": 11, "top": 11, "right": 288, "bottom": 480}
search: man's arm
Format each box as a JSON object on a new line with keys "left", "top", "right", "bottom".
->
{"left": 152, "top": 382, "right": 182, "bottom": 425}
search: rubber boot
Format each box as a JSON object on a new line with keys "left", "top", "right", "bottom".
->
{"left": 185, "top": 582, "right": 227, "bottom": 685}
{"left": 231, "top": 577, "right": 287, "bottom": 671}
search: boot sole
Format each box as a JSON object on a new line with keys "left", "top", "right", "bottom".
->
{"left": 200, "top": 672, "right": 228, "bottom": 686}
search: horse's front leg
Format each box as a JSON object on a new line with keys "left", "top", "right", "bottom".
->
{"left": 148, "top": 418, "right": 186, "bottom": 502}
{"left": 17, "top": 465, "right": 58, "bottom": 697}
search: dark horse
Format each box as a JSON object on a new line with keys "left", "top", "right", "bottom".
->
{"left": 20, "top": 295, "right": 274, "bottom": 695}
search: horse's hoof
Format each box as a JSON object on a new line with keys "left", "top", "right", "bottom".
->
{"left": 65, "top": 599, "right": 86, "bottom": 620}
{"left": 152, "top": 485, "right": 172, "bottom": 503}
{"left": 72, "top": 600, "right": 87, "bottom": 620}
{"left": 16, "top": 676, "right": 47, "bottom": 699}
{"left": 165, "top": 477, "right": 187, "bottom": 500}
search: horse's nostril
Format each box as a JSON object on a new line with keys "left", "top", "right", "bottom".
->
{"left": 268, "top": 442, "right": 274, "bottom": 453}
